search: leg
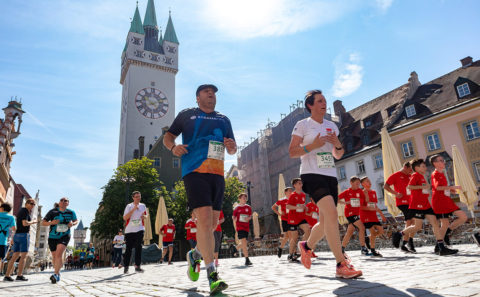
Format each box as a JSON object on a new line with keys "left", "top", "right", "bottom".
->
{"left": 450, "top": 210, "right": 468, "bottom": 230}
{"left": 353, "top": 220, "right": 366, "bottom": 246}
{"left": 279, "top": 231, "right": 289, "bottom": 248}
{"left": 341, "top": 224, "right": 355, "bottom": 248}
{"left": 194, "top": 206, "right": 216, "bottom": 266}
{"left": 438, "top": 218, "right": 450, "bottom": 240}
{"left": 425, "top": 215, "right": 441, "bottom": 240}
{"left": 54, "top": 245, "right": 66, "bottom": 275}
{"left": 123, "top": 233, "right": 134, "bottom": 267}
{"left": 402, "top": 218, "right": 423, "bottom": 239}
{"left": 240, "top": 238, "right": 248, "bottom": 258}
{"left": 168, "top": 246, "right": 173, "bottom": 263}
{"left": 300, "top": 224, "right": 311, "bottom": 241}
{"left": 162, "top": 247, "right": 168, "bottom": 262}
{"left": 5, "top": 252, "right": 20, "bottom": 277}
{"left": 288, "top": 230, "right": 298, "bottom": 255}
{"left": 308, "top": 213, "right": 325, "bottom": 245}
{"left": 134, "top": 231, "right": 143, "bottom": 267}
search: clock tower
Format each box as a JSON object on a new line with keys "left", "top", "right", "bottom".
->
{"left": 118, "top": 0, "right": 179, "bottom": 165}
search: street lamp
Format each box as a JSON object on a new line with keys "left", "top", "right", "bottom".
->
{"left": 121, "top": 176, "right": 136, "bottom": 205}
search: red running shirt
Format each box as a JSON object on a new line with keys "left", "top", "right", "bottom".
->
{"left": 385, "top": 171, "right": 411, "bottom": 206}
{"left": 431, "top": 170, "right": 459, "bottom": 214}
{"left": 160, "top": 224, "right": 175, "bottom": 242}
{"left": 408, "top": 172, "right": 431, "bottom": 210}
{"left": 339, "top": 188, "right": 364, "bottom": 217}
{"left": 233, "top": 204, "right": 252, "bottom": 232}
{"left": 305, "top": 202, "right": 319, "bottom": 227}
{"left": 287, "top": 192, "right": 306, "bottom": 225}
{"left": 275, "top": 198, "right": 289, "bottom": 221}
{"left": 215, "top": 210, "right": 224, "bottom": 232}
{"left": 185, "top": 219, "right": 197, "bottom": 240}
{"left": 360, "top": 190, "right": 379, "bottom": 223}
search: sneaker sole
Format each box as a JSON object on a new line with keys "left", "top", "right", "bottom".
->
{"left": 336, "top": 271, "right": 363, "bottom": 279}
{"left": 210, "top": 281, "right": 228, "bottom": 295}
{"left": 50, "top": 275, "right": 57, "bottom": 284}
{"left": 186, "top": 251, "right": 199, "bottom": 282}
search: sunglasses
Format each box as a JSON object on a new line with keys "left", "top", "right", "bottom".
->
{"left": 28, "top": 202, "right": 36, "bottom": 206}
{"left": 60, "top": 199, "right": 69, "bottom": 202}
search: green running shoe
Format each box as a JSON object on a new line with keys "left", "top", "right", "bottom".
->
{"left": 208, "top": 271, "right": 228, "bottom": 295}
{"left": 186, "top": 250, "right": 201, "bottom": 281}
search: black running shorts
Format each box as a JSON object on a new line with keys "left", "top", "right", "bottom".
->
{"left": 48, "top": 235, "right": 71, "bottom": 252}
{"left": 364, "top": 222, "right": 382, "bottom": 229}
{"left": 301, "top": 174, "right": 338, "bottom": 205}
{"left": 183, "top": 172, "right": 225, "bottom": 211}
{"left": 237, "top": 230, "right": 249, "bottom": 239}
{"left": 397, "top": 205, "right": 414, "bottom": 220}
{"left": 347, "top": 215, "right": 360, "bottom": 225}
{"left": 436, "top": 212, "right": 454, "bottom": 219}
{"left": 410, "top": 208, "right": 435, "bottom": 220}
{"left": 281, "top": 220, "right": 289, "bottom": 233}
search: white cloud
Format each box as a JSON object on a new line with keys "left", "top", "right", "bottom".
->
{"left": 332, "top": 53, "right": 364, "bottom": 97}
{"left": 375, "top": 0, "right": 393, "bottom": 13}
{"left": 200, "top": 0, "right": 358, "bottom": 39}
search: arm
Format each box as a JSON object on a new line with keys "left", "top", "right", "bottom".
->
{"left": 218, "top": 217, "right": 225, "bottom": 224}
{"left": 68, "top": 220, "right": 78, "bottom": 228}
{"left": 325, "top": 132, "right": 344, "bottom": 160}
{"left": 163, "top": 132, "right": 189, "bottom": 157}
{"left": 384, "top": 183, "right": 402, "bottom": 198}
{"left": 271, "top": 204, "right": 281, "bottom": 216}
{"left": 289, "top": 134, "right": 328, "bottom": 158}
{"left": 224, "top": 137, "right": 237, "bottom": 155}
{"left": 123, "top": 205, "right": 137, "bottom": 221}
{"left": 407, "top": 184, "right": 430, "bottom": 190}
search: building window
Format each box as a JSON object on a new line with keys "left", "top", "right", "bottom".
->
{"left": 464, "top": 120, "right": 480, "bottom": 141}
{"left": 356, "top": 160, "right": 365, "bottom": 174}
{"left": 39, "top": 243, "right": 44, "bottom": 249}
{"left": 426, "top": 133, "right": 441, "bottom": 151}
{"left": 401, "top": 141, "right": 414, "bottom": 158}
{"left": 153, "top": 157, "right": 161, "bottom": 167}
{"left": 373, "top": 154, "right": 383, "bottom": 169}
{"left": 347, "top": 142, "right": 353, "bottom": 151}
{"left": 364, "top": 119, "right": 372, "bottom": 127}
{"left": 338, "top": 166, "right": 346, "bottom": 180}
{"left": 173, "top": 158, "right": 180, "bottom": 168}
{"left": 363, "top": 134, "right": 370, "bottom": 145}
{"left": 457, "top": 83, "right": 471, "bottom": 98}
{"left": 405, "top": 105, "right": 416, "bottom": 117}
{"left": 474, "top": 162, "right": 480, "bottom": 182}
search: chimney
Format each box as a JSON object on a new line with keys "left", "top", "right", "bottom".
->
{"left": 138, "top": 136, "right": 145, "bottom": 157}
{"left": 333, "top": 100, "right": 346, "bottom": 116}
{"left": 406, "top": 71, "right": 421, "bottom": 99}
{"left": 460, "top": 56, "right": 473, "bottom": 67}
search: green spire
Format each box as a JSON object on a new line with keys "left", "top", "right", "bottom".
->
{"left": 164, "top": 11, "right": 179, "bottom": 44}
{"left": 143, "top": 0, "right": 158, "bottom": 28}
{"left": 130, "top": 4, "right": 145, "bottom": 34}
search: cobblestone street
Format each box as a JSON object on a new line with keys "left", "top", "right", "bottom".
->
{"left": 1, "top": 244, "right": 480, "bottom": 297}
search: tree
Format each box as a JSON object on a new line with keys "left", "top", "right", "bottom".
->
{"left": 91, "top": 157, "right": 163, "bottom": 241}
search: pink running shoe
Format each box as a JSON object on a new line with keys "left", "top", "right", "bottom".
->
{"left": 298, "top": 241, "right": 313, "bottom": 269}
{"left": 336, "top": 261, "right": 363, "bottom": 279}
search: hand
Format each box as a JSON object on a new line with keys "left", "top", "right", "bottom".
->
{"left": 224, "top": 138, "right": 237, "bottom": 153}
{"left": 396, "top": 192, "right": 404, "bottom": 198}
{"left": 172, "top": 144, "right": 189, "bottom": 157}
{"left": 324, "top": 132, "right": 341, "bottom": 147}
{"left": 30, "top": 220, "right": 38, "bottom": 225}
{"left": 423, "top": 184, "right": 431, "bottom": 190}
{"left": 68, "top": 222, "right": 73, "bottom": 228}
{"left": 133, "top": 204, "right": 139, "bottom": 211}
{"left": 51, "top": 220, "right": 60, "bottom": 225}
{"left": 311, "top": 133, "right": 327, "bottom": 149}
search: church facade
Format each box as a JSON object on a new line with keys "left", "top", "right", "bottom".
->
{"left": 118, "top": 0, "right": 179, "bottom": 165}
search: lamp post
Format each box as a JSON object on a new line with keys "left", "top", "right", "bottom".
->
{"left": 121, "top": 176, "right": 136, "bottom": 205}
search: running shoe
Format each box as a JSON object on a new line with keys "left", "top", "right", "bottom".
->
{"left": 208, "top": 271, "right": 228, "bottom": 295}
{"left": 277, "top": 247, "right": 282, "bottom": 258}
{"left": 438, "top": 246, "right": 458, "bottom": 256}
{"left": 472, "top": 232, "right": 480, "bottom": 247}
{"left": 16, "top": 275, "right": 28, "bottom": 281}
{"left": 298, "top": 241, "right": 313, "bottom": 269}
{"left": 392, "top": 232, "right": 402, "bottom": 248}
{"left": 311, "top": 251, "right": 317, "bottom": 258}
{"left": 186, "top": 250, "right": 201, "bottom": 281}
{"left": 49, "top": 274, "right": 57, "bottom": 284}
{"left": 123, "top": 267, "right": 129, "bottom": 274}
{"left": 407, "top": 246, "right": 417, "bottom": 254}
{"left": 400, "top": 245, "right": 411, "bottom": 253}
{"left": 336, "top": 261, "right": 363, "bottom": 279}
{"left": 371, "top": 250, "right": 383, "bottom": 257}
{"left": 135, "top": 266, "right": 144, "bottom": 273}
{"left": 245, "top": 258, "right": 252, "bottom": 266}
{"left": 4, "top": 276, "right": 14, "bottom": 282}
{"left": 361, "top": 247, "right": 371, "bottom": 256}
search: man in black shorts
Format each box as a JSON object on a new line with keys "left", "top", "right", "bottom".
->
{"left": 163, "top": 84, "right": 236, "bottom": 294}
{"left": 42, "top": 197, "right": 78, "bottom": 283}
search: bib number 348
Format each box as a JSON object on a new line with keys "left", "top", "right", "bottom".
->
{"left": 316, "top": 152, "right": 335, "bottom": 169}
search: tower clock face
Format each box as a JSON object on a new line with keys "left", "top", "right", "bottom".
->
{"left": 135, "top": 88, "right": 169, "bottom": 119}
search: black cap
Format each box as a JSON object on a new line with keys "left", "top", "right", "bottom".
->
{"left": 196, "top": 84, "right": 218, "bottom": 96}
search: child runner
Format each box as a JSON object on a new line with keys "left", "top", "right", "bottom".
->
{"left": 233, "top": 193, "right": 252, "bottom": 266}
{"left": 286, "top": 178, "right": 311, "bottom": 262}
{"left": 271, "top": 187, "right": 293, "bottom": 258}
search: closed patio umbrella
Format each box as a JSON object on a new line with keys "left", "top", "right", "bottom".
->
{"left": 155, "top": 196, "right": 169, "bottom": 245}
{"left": 452, "top": 145, "right": 479, "bottom": 210}
{"left": 277, "top": 174, "right": 286, "bottom": 233}
{"left": 143, "top": 208, "right": 153, "bottom": 245}
{"left": 381, "top": 127, "right": 402, "bottom": 217}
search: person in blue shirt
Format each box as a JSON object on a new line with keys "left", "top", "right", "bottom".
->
{"left": 86, "top": 243, "right": 95, "bottom": 269}
{"left": 0, "top": 203, "right": 16, "bottom": 276}
{"left": 42, "top": 197, "right": 77, "bottom": 283}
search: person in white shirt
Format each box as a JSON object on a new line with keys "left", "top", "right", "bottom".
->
{"left": 122, "top": 191, "right": 147, "bottom": 273}
{"left": 112, "top": 230, "right": 125, "bottom": 268}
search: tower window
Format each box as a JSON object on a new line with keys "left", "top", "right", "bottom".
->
{"left": 457, "top": 83, "right": 471, "bottom": 98}
{"left": 405, "top": 105, "right": 416, "bottom": 117}
{"left": 173, "top": 158, "right": 180, "bottom": 168}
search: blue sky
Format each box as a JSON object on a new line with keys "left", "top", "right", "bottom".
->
{"left": 1, "top": 0, "right": 479, "bottom": 239}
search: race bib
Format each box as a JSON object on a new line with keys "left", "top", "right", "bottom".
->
{"left": 312, "top": 212, "right": 319, "bottom": 219}
{"left": 406, "top": 188, "right": 411, "bottom": 195}
{"left": 207, "top": 140, "right": 225, "bottom": 161}
{"left": 422, "top": 189, "right": 429, "bottom": 194}
{"left": 131, "top": 219, "right": 141, "bottom": 227}
{"left": 190, "top": 228, "right": 197, "bottom": 233}
{"left": 296, "top": 204, "right": 304, "bottom": 212}
{"left": 368, "top": 202, "right": 376, "bottom": 208}
{"left": 57, "top": 224, "right": 69, "bottom": 233}
{"left": 444, "top": 190, "right": 451, "bottom": 197}
{"left": 350, "top": 198, "right": 360, "bottom": 208}
{"left": 167, "top": 229, "right": 173, "bottom": 234}
{"left": 239, "top": 214, "right": 249, "bottom": 222}
{"left": 316, "top": 152, "right": 335, "bottom": 169}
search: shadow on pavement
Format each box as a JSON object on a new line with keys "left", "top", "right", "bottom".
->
{"left": 89, "top": 273, "right": 126, "bottom": 284}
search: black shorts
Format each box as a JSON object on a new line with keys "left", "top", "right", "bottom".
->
{"left": 0, "top": 245, "right": 6, "bottom": 259}
{"left": 48, "top": 235, "right": 71, "bottom": 252}
{"left": 397, "top": 205, "right": 414, "bottom": 220}
{"left": 281, "top": 220, "right": 289, "bottom": 233}
{"left": 301, "top": 174, "right": 338, "bottom": 205}
{"left": 238, "top": 230, "right": 249, "bottom": 239}
{"left": 410, "top": 208, "right": 435, "bottom": 220}
{"left": 162, "top": 241, "right": 174, "bottom": 248}
{"left": 347, "top": 215, "right": 360, "bottom": 225}
{"left": 364, "top": 222, "right": 382, "bottom": 229}
{"left": 436, "top": 212, "right": 454, "bottom": 219}
{"left": 184, "top": 172, "right": 225, "bottom": 211}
